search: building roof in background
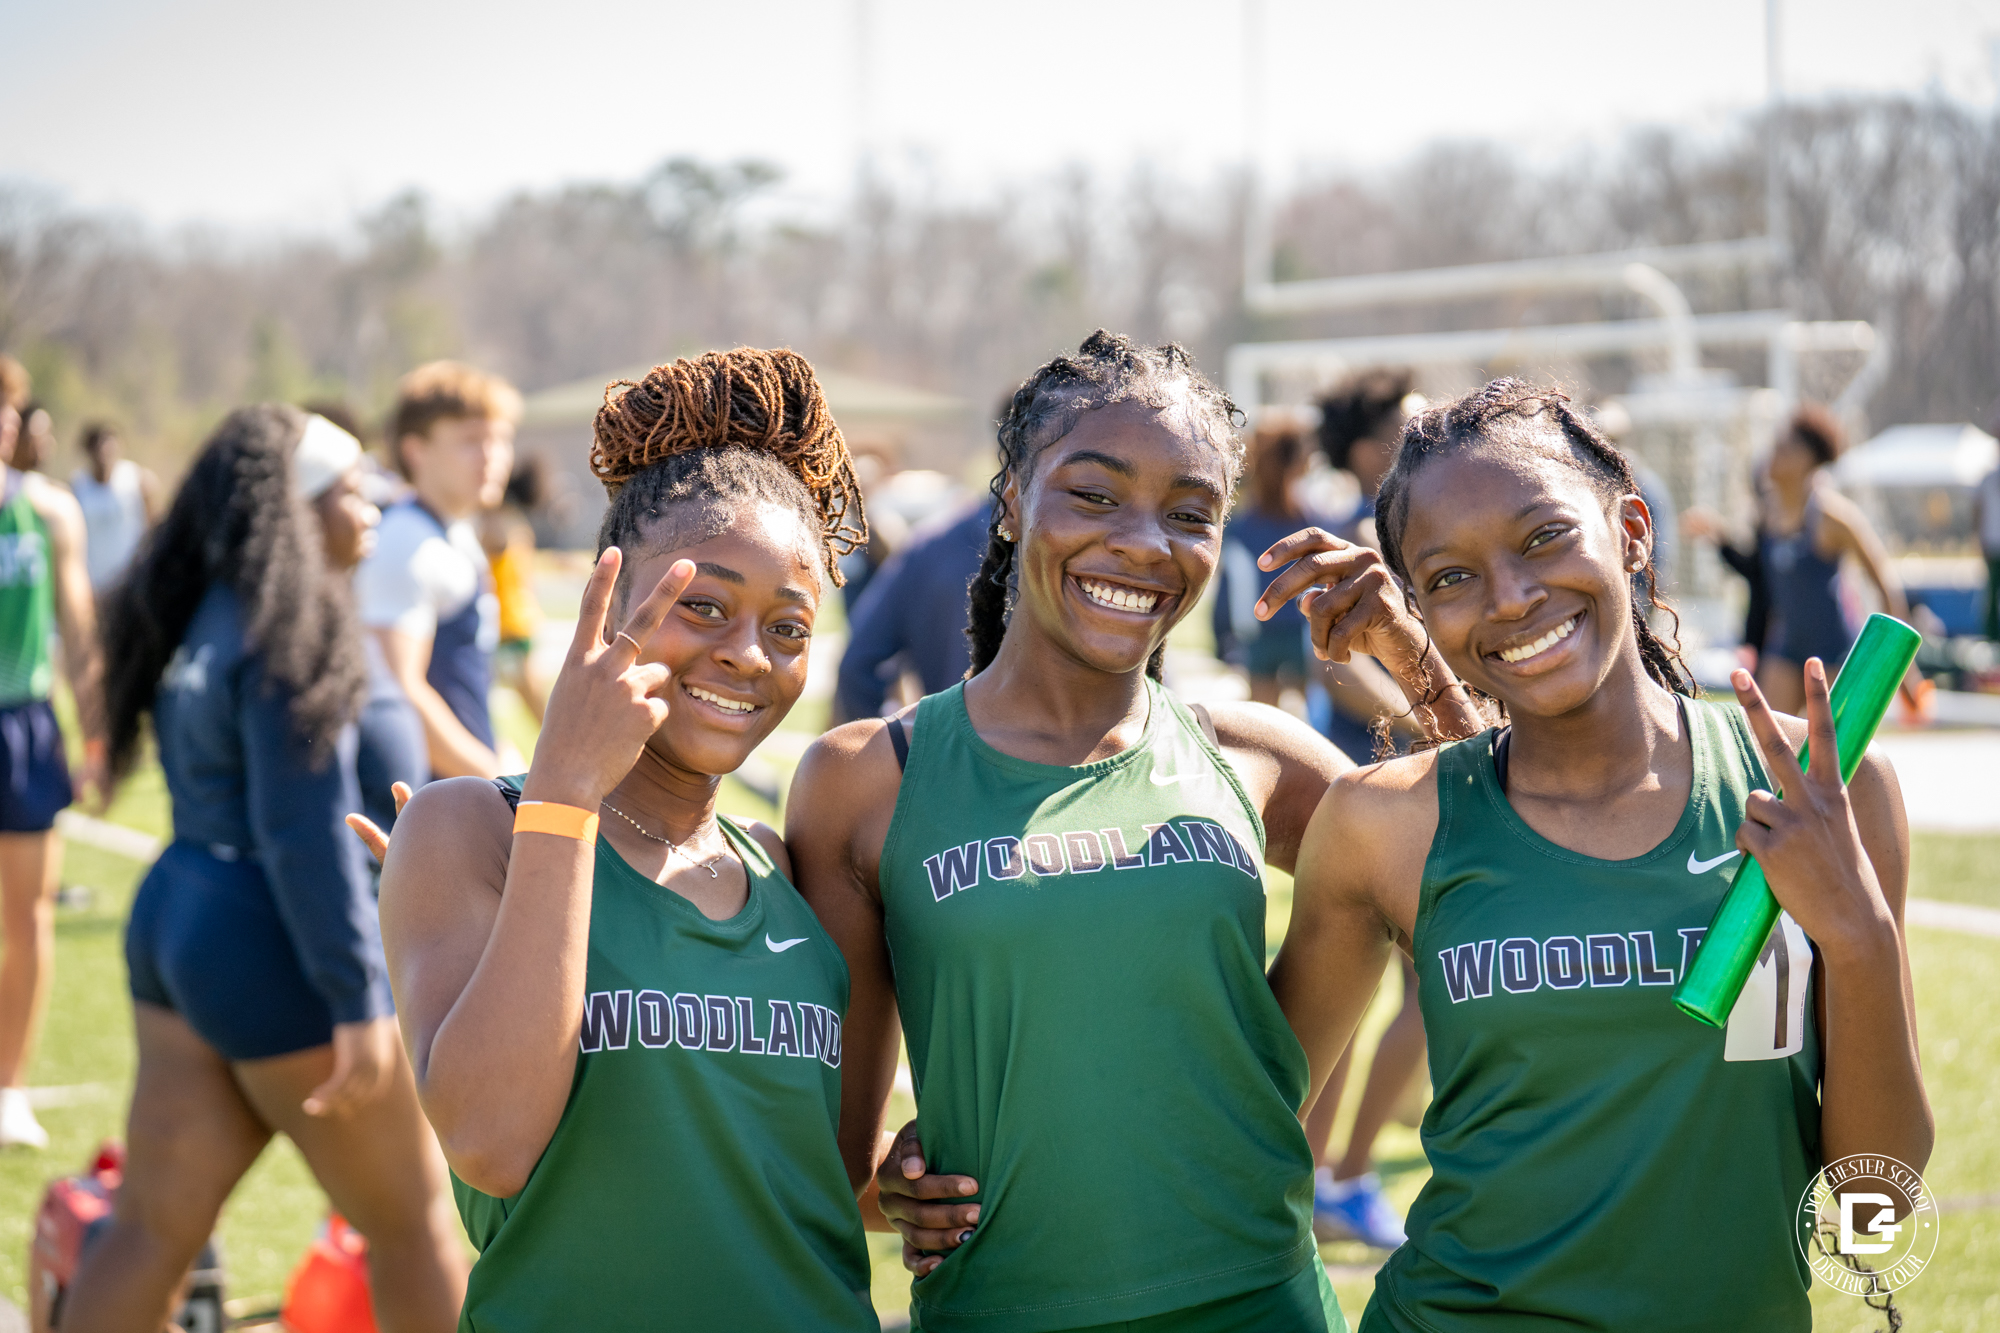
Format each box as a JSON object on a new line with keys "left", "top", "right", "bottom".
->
{"left": 1838, "top": 423, "right": 1999, "bottom": 488}
{"left": 521, "top": 365, "right": 965, "bottom": 429}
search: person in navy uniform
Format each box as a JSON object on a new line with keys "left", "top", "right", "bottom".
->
{"left": 66, "top": 407, "right": 465, "bottom": 1332}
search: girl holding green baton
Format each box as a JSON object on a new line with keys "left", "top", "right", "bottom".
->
{"left": 1268, "top": 380, "right": 1931, "bottom": 1332}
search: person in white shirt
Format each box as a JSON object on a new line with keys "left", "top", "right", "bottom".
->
{"left": 353, "top": 362, "right": 518, "bottom": 782}
{"left": 69, "top": 423, "right": 163, "bottom": 593}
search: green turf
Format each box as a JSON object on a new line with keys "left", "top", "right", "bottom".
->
{"left": 9, "top": 729, "right": 1997, "bottom": 1326}
{"left": 1909, "top": 831, "right": 2000, "bottom": 910}
{"left": 0, "top": 836, "right": 328, "bottom": 1312}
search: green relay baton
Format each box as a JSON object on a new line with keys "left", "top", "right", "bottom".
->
{"left": 1672, "top": 612, "right": 1922, "bottom": 1028}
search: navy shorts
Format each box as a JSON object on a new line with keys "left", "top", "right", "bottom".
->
{"left": 126, "top": 841, "right": 337, "bottom": 1061}
{"left": 0, "top": 698, "right": 72, "bottom": 834}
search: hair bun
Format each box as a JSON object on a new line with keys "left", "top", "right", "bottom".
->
{"left": 591, "top": 347, "right": 866, "bottom": 560}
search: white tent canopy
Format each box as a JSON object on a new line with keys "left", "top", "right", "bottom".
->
{"left": 1836, "top": 423, "right": 1999, "bottom": 488}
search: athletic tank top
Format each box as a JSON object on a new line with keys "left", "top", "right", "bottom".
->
{"left": 0, "top": 471, "right": 56, "bottom": 706}
{"left": 71, "top": 459, "right": 147, "bottom": 591}
{"left": 1364, "top": 698, "right": 1823, "bottom": 1333}
{"left": 455, "top": 782, "right": 875, "bottom": 1333}
{"left": 1762, "top": 493, "right": 1853, "bottom": 666}
{"left": 882, "top": 681, "right": 1328, "bottom": 1333}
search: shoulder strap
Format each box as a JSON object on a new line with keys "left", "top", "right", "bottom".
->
{"left": 1190, "top": 702, "right": 1219, "bottom": 748}
{"left": 886, "top": 716, "right": 911, "bottom": 772}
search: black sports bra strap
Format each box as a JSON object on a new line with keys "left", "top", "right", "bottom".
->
{"left": 1191, "top": 702, "right": 1220, "bottom": 748}
{"left": 887, "top": 717, "right": 911, "bottom": 772}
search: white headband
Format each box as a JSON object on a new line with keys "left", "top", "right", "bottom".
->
{"left": 292, "top": 414, "right": 362, "bottom": 501}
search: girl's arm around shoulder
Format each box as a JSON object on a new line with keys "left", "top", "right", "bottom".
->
{"left": 1200, "top": 700, "right": 1353, "bottom": 875}
{"left": 1268, "top": 750, "right": 1441, "bottom": 1113}
{"left": 786, "top": 715, "right": 910, "bottom": 1192}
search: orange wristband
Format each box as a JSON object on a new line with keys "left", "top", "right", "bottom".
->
{"left": 512, "top": 800, "right": 600, "bottom": 843}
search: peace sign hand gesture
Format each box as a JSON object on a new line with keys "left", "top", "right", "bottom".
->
{"left": 1731, "top": 658, "right": 1895, "bottom": 965}
{"left": 518, "top": 547, "right": 696, "bottom": 811}
{"left": 1252, "top": 528, "right": 1419, "bottom": 667}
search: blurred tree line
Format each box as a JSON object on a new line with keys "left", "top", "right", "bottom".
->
{"left": 3, "top": 94, "right": 1997, "bottom": 472}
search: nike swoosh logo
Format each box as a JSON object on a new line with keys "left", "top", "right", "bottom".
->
{"left": 1148, "top": 770, "right": 1203, "bottom": 786}
{"left": 765, "top": 935, "right": 808, "bottom": 953}
{"left": 1688, "top": 849, "right": 1742, "bottom": 875}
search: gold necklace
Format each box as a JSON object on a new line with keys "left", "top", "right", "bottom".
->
{"left": 599, "top": 799, "right": 726, "bottom": 878}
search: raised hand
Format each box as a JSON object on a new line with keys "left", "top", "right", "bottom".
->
{"left": 874, "top": 1119, "right": 980, "bottom": 1276}
{"left": 1730, "top": 659, "right": 1894, "bottom": 962}
{"left": 1253, "top": 528, "right": 1425, "bottom": 669}
{"left": 519, "top": 548, "right": 695, "bottom": 810}
{"left": 1253, "top": 527, "right": 1483, "bottom": 741}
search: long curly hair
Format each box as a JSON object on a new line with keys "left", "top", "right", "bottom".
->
{"left": 1375, "top": 377, "right": 1694, "bottom": 703}
{"left": 591, "top": 348, "right": 866, "bottom": 589}
{"left": 967, "top": 330, "right": 1244, "bottom": 681}
{"left": 102, "top": 405, "right": 369, "bottom": 780}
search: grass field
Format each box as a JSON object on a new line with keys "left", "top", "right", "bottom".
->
{"left": 7, "top": 684, "right": 1996, "bottom": 1326}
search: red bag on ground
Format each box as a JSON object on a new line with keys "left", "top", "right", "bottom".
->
{"left": 27, "top": 1142, "right": 223, "bottom": 1332}
{"left": 280, "top": 1214, "right": 377, "bottom": 1333}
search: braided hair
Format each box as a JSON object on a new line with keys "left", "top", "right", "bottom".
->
{"left": 1375, "top": 378, "right": 1694, "bottom": 701}
{"left": 967, "top": 330, "right": 1244, "bottom": 680}
{"left": 591, "top": 348, "right": 867, "bottom": 603}
{"left": 102, "top": 405, "right": 369, "bottom": 780}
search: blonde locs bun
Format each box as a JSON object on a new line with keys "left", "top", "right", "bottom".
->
{"left": 591, "top": 347, "right": 867, "bottom": 583}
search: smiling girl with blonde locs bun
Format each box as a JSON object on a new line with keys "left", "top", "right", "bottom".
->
{"left": 371, "top": 347, "right": 893, "bottom": 1331}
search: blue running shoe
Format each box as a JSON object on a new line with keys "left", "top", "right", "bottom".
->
{"left": 1312, "top": 1171, "right": 1405, "bottom": 1250}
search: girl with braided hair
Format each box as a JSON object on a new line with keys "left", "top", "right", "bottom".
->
{"left": 1270, "top": 379, "right": 1930, "bottom": 1331}
{"left": 372, "top": 348, "right": 883, "bottom": 1329}
{"left": 789, "top": 331, "right": 1483, "bottom": 1331}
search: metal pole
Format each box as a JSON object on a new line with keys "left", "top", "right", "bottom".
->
{"left": 1241, "top": 0, "right": 1271, "bottom": 298}
{"left": 853, "top": 0, "right": 876, "bottom": 184}
{"left": 1766, "top": 0, "right": 1788, "bottom": 268}
{"left": 1239, "top": 0, "right": 1272, "bottom": 417}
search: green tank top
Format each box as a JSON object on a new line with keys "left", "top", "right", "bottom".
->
{"left": 0, "top": 471, "right": 56, "bottom": 706}
{"left": 882, "top": 681, "right": 1337, "bottom": 1333}
{"left": 455, "top": 788, "right": 876, "bottom": 1333}
{"left": 1364, "top": 698, "right": 1822, "bottom": 1333}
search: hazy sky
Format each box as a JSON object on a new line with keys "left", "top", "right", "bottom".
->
{"left": 8, "top": 0, "right": 2000, "bottom": 229}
